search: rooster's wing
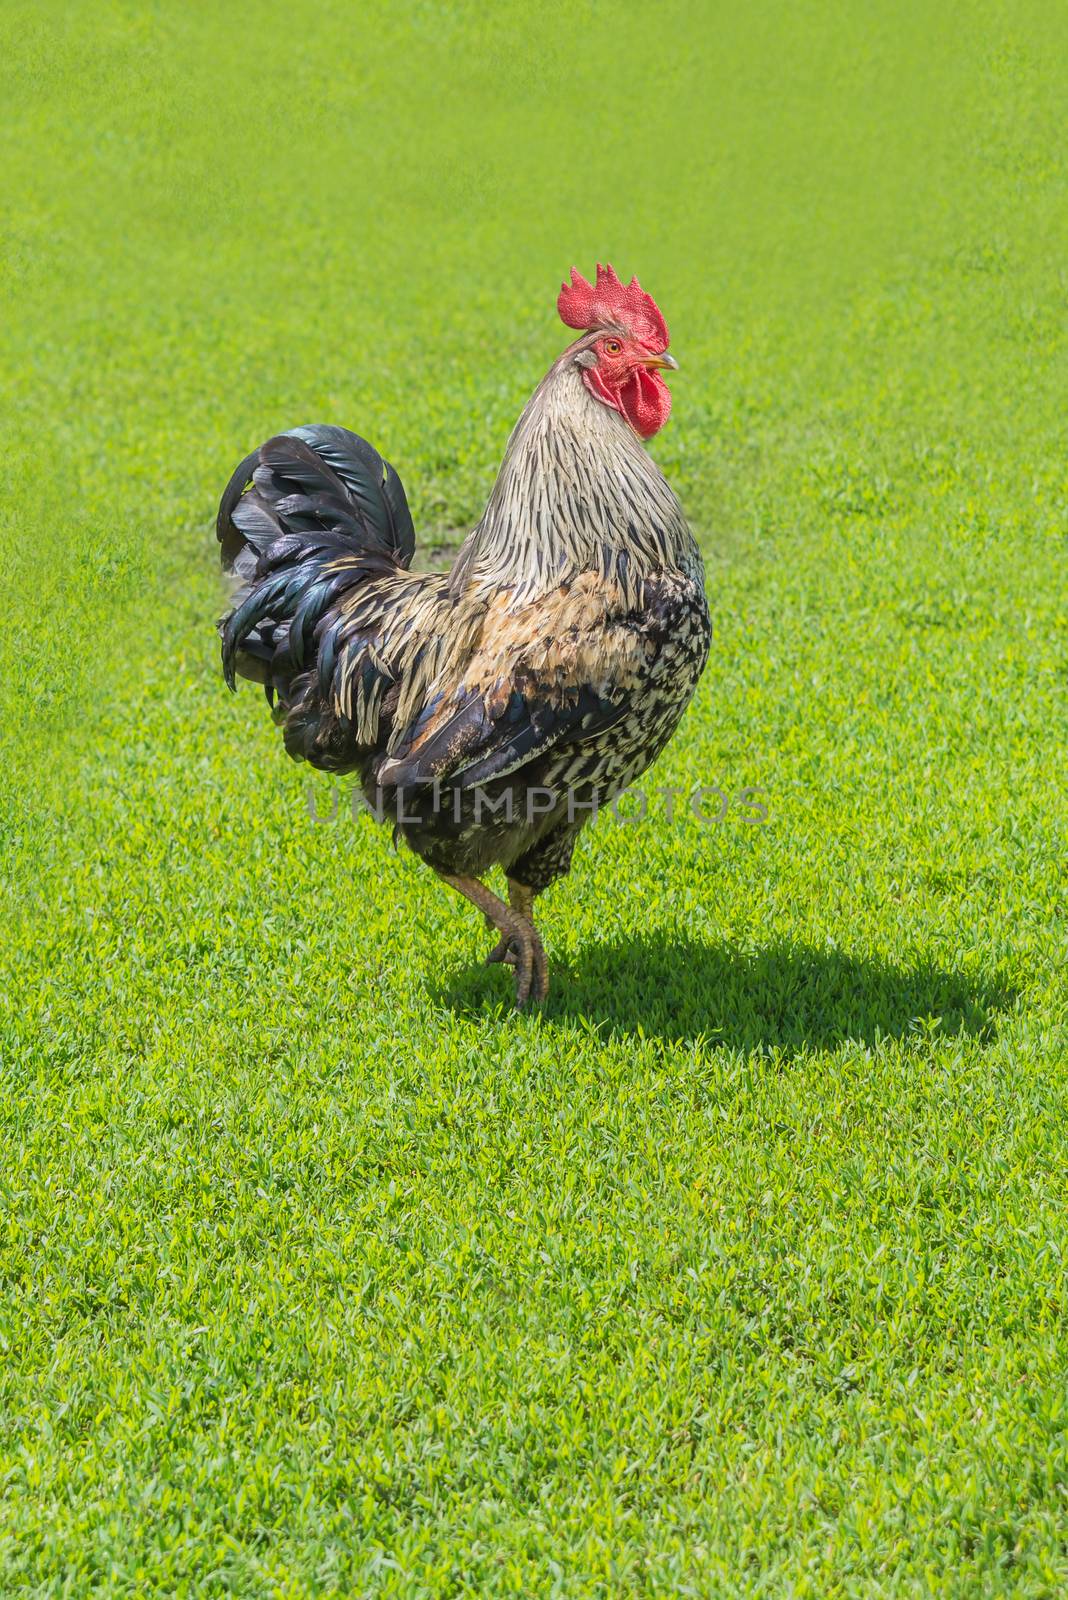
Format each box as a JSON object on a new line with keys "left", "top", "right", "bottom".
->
{"left": 377, "top": 573, "right": 689, "bottom": 793}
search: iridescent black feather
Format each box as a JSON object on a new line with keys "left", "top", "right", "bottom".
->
{"left": 217, "top": 424, "right": 416, "bottom": 707}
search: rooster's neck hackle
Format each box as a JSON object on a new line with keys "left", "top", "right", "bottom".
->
{"left": 452, "top": 357, "right": 701, "bottom": 608}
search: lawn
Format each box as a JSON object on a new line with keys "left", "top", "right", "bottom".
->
{"left": 2, "top": 1, "right": 1067, "bottom": 1594}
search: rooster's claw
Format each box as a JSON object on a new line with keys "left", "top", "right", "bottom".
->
{"left": 485, "top": 935, "right": 518, "bottom": 967}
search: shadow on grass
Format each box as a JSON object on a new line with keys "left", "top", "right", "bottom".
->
{"left": 431, "top": 934, "right": 1016, "bottom": 1055}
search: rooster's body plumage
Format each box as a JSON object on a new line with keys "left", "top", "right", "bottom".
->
{"left": 218, "top": 268, "right": 710, "bottom": 1005}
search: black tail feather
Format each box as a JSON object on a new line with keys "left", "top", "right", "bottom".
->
{"left": 216, "top": 423, "right": 417, "bottom": 701}
{"left": 217, "top": 423, "right": 415, "bottom": 577}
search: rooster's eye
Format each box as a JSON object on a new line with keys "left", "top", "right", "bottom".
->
{"left": 603, "top": 339, "right": 622, "bottom": 356}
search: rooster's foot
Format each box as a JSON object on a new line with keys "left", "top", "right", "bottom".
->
{"left": 445, "top": 873, "right": 548, "bottom": 1010}
{"left": 485, "top": 931, "right": 549, "bottom": 1007}
{"left": 493, "top": 917, "right": 547, "bottom": 1007}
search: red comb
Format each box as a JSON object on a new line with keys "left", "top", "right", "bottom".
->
{"left": 557, "top": 263, "right": 669, "bottom": 353}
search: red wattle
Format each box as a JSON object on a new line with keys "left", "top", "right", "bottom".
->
{"left": 581, "top": 365, "right": 672, "bottom": 439}
{"left": 619, "top": 368, "right": 671, "bottom": 438}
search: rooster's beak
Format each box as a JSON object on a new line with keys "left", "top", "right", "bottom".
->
{"left": 644, "top": 352, "right": 679, "bottom": 371}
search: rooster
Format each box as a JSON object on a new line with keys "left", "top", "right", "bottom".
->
{"left": 217, "top": 266, "right": 710, "bottom": 1007}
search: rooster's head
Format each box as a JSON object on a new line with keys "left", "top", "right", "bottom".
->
{"left": 557, "top": 263, "right": 676, "bottom": 440}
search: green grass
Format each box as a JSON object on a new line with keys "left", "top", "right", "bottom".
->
{"left": 2, "top": 1, "right": 1067, "bottom": 1593}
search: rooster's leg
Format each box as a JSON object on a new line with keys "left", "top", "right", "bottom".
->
{"left": 440, "top": 873, "right": 548, "bottom": 1009}
{"left": 502, "top": 879, "right": 548, "bottom": 1004}
{"left": 485, "top": 879, "right": 538, "bottom": 966}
